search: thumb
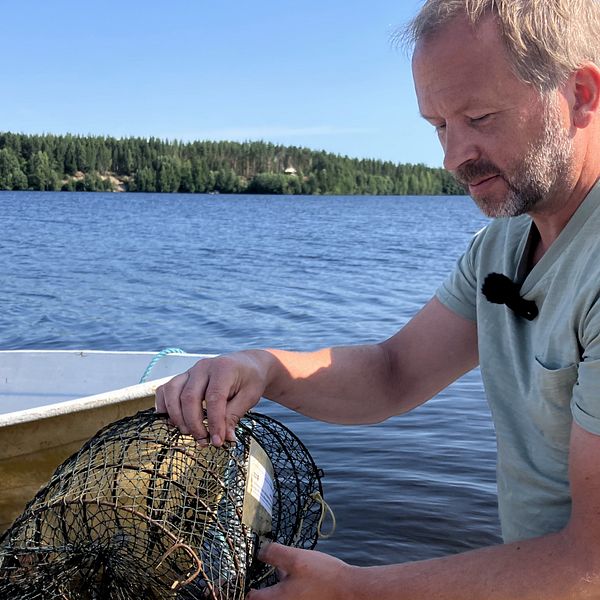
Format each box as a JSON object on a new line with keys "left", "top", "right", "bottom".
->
{"left": 224, "top": 389, "right": 261, "bottom": 440}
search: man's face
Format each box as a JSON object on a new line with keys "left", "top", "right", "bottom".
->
{"left": 412, "top": 16, "right": 575, "bottom": 218}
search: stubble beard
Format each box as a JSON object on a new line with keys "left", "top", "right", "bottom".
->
{"left": 453, "top": 96, "right": 575, "bottom": 218}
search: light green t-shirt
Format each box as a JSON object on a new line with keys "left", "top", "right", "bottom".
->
{"left": 436, "top": 180, "right": 600, "bottom": 544}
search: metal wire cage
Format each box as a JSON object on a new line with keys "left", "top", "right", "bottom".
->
{"left": 0, "top": 408, "right": 325, "bottom": 600}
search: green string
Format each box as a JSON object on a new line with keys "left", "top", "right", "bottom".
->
{"left": 139, "top": 347, "right": 186, "bottom": 383}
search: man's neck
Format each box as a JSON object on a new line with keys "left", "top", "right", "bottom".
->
{"left": 528, "top": 171, "right": 599, "bottom": 263}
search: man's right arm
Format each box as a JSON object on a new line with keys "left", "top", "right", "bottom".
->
{"left": 155, "top": 297, "right": 479, "bottom": 445}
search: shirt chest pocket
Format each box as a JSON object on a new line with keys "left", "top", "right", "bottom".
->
{"left": 529, "top": 357, "right": 579, "bottom": 451}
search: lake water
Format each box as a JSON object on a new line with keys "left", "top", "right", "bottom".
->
{"left": 0, "top": 191, "right": 500, "bottom": 565}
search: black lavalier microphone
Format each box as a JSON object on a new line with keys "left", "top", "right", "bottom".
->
{"left": 481, "top": 273, "right": 538, "bottom": 321}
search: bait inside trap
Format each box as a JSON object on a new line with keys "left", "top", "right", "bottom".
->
{"left": 0, "top": 408, "right": 327, "bottom": 599}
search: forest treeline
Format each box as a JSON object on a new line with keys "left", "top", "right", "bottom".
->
{"left": 0, "top": 132, "right": 464, "bottom": 196}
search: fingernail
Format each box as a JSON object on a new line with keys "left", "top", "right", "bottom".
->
{"left": 211, "top": 434, "right": 222, "bottom": 446}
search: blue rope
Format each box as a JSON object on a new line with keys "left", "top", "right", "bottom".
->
{"left": 139, "top": 347, "right": 186, "bottom": 383}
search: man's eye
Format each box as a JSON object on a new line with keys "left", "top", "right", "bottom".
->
{"left": 470, "top": 114, "right": 491, "bottom": 124}
{"left": 434, "top": 123, "right": 446, "bottom": 132}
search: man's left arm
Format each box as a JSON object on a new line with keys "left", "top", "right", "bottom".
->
{"left": 248, "top": 422, "right": 600, "bottom": 600}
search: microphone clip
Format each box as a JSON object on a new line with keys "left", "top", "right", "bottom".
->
{"left": 481, "top": 273, "right": 538, "bottom": 321}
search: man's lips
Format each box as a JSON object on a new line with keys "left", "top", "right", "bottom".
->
{"left": 468, "top": 174, "right": 500, "bottom": 188}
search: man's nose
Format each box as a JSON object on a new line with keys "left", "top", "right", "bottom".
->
{"left": 442, "top": 125, "right": 480, "bottom": 172}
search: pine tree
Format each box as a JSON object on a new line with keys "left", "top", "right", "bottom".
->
{"left": 28, "top": 151, "right": 59, "bottom": 191}
{"left": 0, "top": 148, "right": 28, "bottom": 190}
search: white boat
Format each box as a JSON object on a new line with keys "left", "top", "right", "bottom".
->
{"left": 0, "top": 349, "right": 210, "bottom": 535}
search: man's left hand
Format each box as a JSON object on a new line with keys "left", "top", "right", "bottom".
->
{"left": 246, "top": 543, "right": 356, "bottom": 600}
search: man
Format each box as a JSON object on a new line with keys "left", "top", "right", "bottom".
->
{"left": 156, "top": 1, "right": 600, "bottom": 597}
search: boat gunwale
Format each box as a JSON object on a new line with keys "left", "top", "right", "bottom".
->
{"left": 0, "top": 377, "right": 173, "bottom": 428}
{"left": 0, "top": 350, "right": 214, "bottom": 428}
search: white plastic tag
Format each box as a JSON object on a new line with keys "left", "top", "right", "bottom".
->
{"left": 242, "top": 438, "right": 274, "bottom": 534}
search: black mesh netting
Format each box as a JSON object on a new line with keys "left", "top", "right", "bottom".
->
{"left": 0, "top": 408, "right": 325, "bottom": 600}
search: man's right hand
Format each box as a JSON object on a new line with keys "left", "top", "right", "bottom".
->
{"left": 154, "top": 350, "right": 274, "bottom": 446}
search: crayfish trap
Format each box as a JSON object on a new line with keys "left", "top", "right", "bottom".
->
{"left": 0, "top": 408, "right": 326, "bottom": 599}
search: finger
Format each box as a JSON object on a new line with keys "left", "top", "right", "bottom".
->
{"left": 246, "top": 582, "right": 285, "bottom": 600}
{"left": 224, "top": 388, "right": 261, "bottom": 442}
{"left": 225, "top": 424, "right": 239, "bottom": 443}
{"left": 179, "top": 368, "right": 210, "bottom": 441}
{"left": 204, "top": 366, "right": 237, "bottom": 447}
{"left": 156, "top": 372, "right": 189, "bottom": 432}
{"left": 258, "top": 543, "right": 299, "bottom": 572}
{"left": 154, "top": 385, "right": 166, "bottom": 414}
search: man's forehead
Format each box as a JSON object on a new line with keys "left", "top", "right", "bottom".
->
{"left": 411, "top": 15, "right": 524, "bottom": 114}
{"left": 412, "top": 12, "right": 500, "bottom": 55}
{"left": 412, "top": 13, "right": 512, "bottom": 89}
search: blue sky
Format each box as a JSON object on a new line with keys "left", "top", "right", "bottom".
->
{"left": 2, "top": 0, "right": 444, "bottom": 167}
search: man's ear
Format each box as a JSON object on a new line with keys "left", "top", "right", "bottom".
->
{"left": 572, "top": 63, "right": 600, "bottom": 129}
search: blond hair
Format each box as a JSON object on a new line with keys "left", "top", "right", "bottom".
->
{"left": 401, "top": 0, "right": 600, "bottom": 91}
